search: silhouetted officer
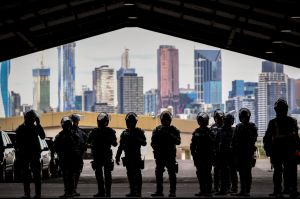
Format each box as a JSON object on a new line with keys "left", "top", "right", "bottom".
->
{"left": 191, "top": 112, "right": 214, "bottom": 197}
{"left": 232, "top": 108, "right": 258, "bottom": 196}
{"left": 70, "top": 114, "right": 88, "bottom": 197}
{"left": 115, "top": 112, "right": 147, "bottom": 197}
{"left": 215, "top": 113, "right": 236, "bottom": 195}
{"left": 54, "top": 117, "right": 84, "bottom": 198}
{"left": 87, "top": 112, "right": 117, "bottom": 197}
{"left": 151, "top": 111, "right": 181, "bottom": 197}
{"left": 263, "top": 98, "right": 300, "bottom": 198}
{"left": 15, "top": 110, "right": 45, "bottom": 198}
{"left": 210, "top": 109, "right": 224, "bottom": 193}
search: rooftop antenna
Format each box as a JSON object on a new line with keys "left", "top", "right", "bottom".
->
{"left": 40, "top": 52, "right": 44, "bottom": 69}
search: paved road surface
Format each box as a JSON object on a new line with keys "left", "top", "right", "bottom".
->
{"left": 1, "top": 159, "right": 299, "bottom": 198}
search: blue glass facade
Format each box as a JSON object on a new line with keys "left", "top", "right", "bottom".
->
{"left": 0, "top": 60, "right": 11, "bottom": 117}
{"left": 75, "top": 95, "right": 82, "bottom": 111}
{"left": 231, "top": 80, "right": 244, "bottom": 98}
{"left": 63, "top": 43, "right": 76, "bottom": 111}
{"left": 194, "top": 50, "right": 222, "bottom": 104}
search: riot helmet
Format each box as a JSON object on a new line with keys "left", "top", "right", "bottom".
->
{"left": 61, "top": 116, "right": 72, "bottom": 131}
{"left": 274, "top": 98, "right": 288, "bottom": 117}
{"left": 239, "top": 108, "right": 251, "bottom": 123}
{"left": 70, "top": 114, "right": 81, "bottom": 127}
{"left": 97, "top": 112, "right": 110, "bottom": 127}
{"left": 160, "top": 111, "right": 172, "bottom": 127}
{"left": 196, "top": 112, "right": 209, "bottom": 127}
{"left": 125, "top": 112, "right": 138, "bottom": 129}
{"left": 213, "top": 109, "right": 224, "bottom": 125}
{"left": 223, "top": 112, "right": 234, "bottom": 126}
{"left": 24, "top": 109, "right": 38, "bottom": 126}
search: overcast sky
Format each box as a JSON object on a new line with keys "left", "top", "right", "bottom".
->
{"left": 9, "top": 27, "right": 300, "bottom": 108}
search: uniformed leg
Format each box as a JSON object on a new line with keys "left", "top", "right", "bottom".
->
{"left": 67, "top": 171, "right": 75, "bottom": 197}
{"left": 205, "top": 163, "right": 213, "bottom": 195}
{"left": 31, "top": 159, "right": 42, "bottom": 198}
{"left": 272, "top": 161, "right": 283, "bottom": 195}
{"left": 61, "top": 170, "right": 69, "bottom": 197}
{"left": 95, "top": 166, "right": 105, "bottom": 196}
{"left": 245, "top": 165, "right": 252, "bottom": 195}
{"left": 284, "top": 157, "right": 298, "bottom": 196}
{"left": 238, "top": 166, "right": 246, "bottom": 194}
{"left": 195, "top": 167, "right": 203, "bottom": 195}
{"left": 166, "top": 160, "right": 177, "bottom": 197}
{"left": 74, "top": 159, "right": 83, "bottom": 196}
{"left": 153, "top": 160, "right": 165, "bottom": 195}
{"left": 104, "top": 164, "right": 112, "bottom": 197}
{"left": 217, "top": 163, "right": 230, "bottom": 195}
{"left": 135, "top": 168, "right": 142, "bottom": 197}
{"left": 213, "top": 166, "right": 220, "bottom": 192}
{"left": 126, "top": 167, "right": 136, "bottom": 197}
{"left": 22, "top": 160, "right": 31, "bottom": 198}
{"left": 229, "top": 164, "right": 238, "bottom": 193}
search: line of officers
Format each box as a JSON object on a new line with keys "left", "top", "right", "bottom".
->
{"left": 14, "top": 98, "right": 300, "bottom": 198}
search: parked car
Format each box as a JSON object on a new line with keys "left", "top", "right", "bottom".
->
{"left": 6, "top": 132, "right": 51, "bottom": 180}
{"left": 0, "top": 130, "right": 15, "bottom": 182}
{"left": 6, "top": 131, "right": 21, "bottom": 182}
{"left": 45, "top": 137, "right": 61, "bottom": 177}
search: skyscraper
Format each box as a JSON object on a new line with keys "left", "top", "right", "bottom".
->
{"left": 288, "top": 78, "right": 296, "bottom": 112}
{"left": 257, "top": 61, "right": 287, "bottom": 135}
{"left": 144, "top": 89, "right": 158, "bottom": 115}
{"left": 226, "top": 80, "right": 257, "bottom": 123}
{"left": 296, "top": 79, "right": 300, "bottom": 108}
{"left": 0, "top": 60, "right": 11, "bottom": 117}
{"left": 83, "top": 89, "right": 94, "bottom": 112}
{"left": 117, "top": 49, "right": 144, "bottom": 114}
{"left": 10, "top": 91, "right": 21, "bottom": 116}
{"left": 194, "top": 50, "right": 222, "bottom": 104}
{"left": 58, "top": 42, "right": 76, "bottom": 111}
{"left": 32, "top": 60, "right": 50, "bottom": 113}
{"left": 230, "top": 80, "right": 244, "bottom": 98}
{"left": 93, "top": 65, "right": 114, "bottom": 106}
{"left": 157, "top": 45, "right": 179, "bottom": 114}
{"left": 75, "top": 95, "right": 82, "bottom": 111}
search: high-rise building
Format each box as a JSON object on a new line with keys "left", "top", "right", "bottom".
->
{"left": 230, "top": 80, "right": 244, "bottom": 98}
{"left": 75, "top": 95, "right": 82, "bottom": 111}
{"left": 83, "top": 89, "right": 94, "bottom": 112}
{"left": 194, "top": 50, "right": 222, "bottom": 104}
{"left": 93, "top": 65, "right": 114, "bottom": 106}
{"left": 226, "top": 80, "right": 257, "bottom": 123}
{"left": 32, "top": 60, "right": 50, "bottom": 113}
{"left": 10, "top": 91, "right": 21, "bottom": 116}
{"left": 117, "top": 49, "right": 144, "bottom": 114}
{"left": 296, "top": 79, "right": 300, "bottom": 108}
{"left": 157, "top": 45, "right": 179, "bottom": 114}
{"left": 57, "top": 42, "right": 76, "bottom": 111}
{"left": 144, "top": 89, "right": 158, "bottom": 115}
{"left": 288, "top": 78, "right": 296, "bottom": 112}
{"left": 179, "top": 86, "right": 197, "bottom": 114}
{"left": 0, "top": 60, "right": 10, "bottom": 117}
{"left": 257, "top": 61, "right": 287, "bottom": 136}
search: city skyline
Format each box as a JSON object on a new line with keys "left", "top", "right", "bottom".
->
{"left": 7, "top": 28, "right": 300, "bottom": 111}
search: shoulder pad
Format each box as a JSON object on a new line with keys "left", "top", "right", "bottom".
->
{"left": 136, "top": 127, "right": 145, "bottom": 134}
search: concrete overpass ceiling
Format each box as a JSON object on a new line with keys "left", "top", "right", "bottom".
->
{"left": 0, "top": 0, "right": 299, "bottom": 66}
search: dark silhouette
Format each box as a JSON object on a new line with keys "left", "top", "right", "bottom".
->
{"left": 87, "top": 112, "right": 117, "bottom": 197}
{"left": 151, "top": 111, "right": 181, "bottom": 197}
{"left": 115, "top": 112, "right": 147, "bottom": 197}
{"left": 215, "top": 113, "right": 237, "bottom": 195}
{"left": 232, "top": 108, "right": 258, "bottom": 196}
{"left": 15, "top": 110, "right": 46, "bottom": 198}
{"left": 54, "top": 117, "right": 84, "bottom": 198}
{"left": 70, "top": 114, "right": 88, "bottom": 196}
{"left": 263, "top": 98, "right": 300, "bottom": 198}
{"left": 190, "top": 112, "right": 214, "bottom": 197}
{"left": 210, "top": 109, "right": 224, "bottom": 193}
